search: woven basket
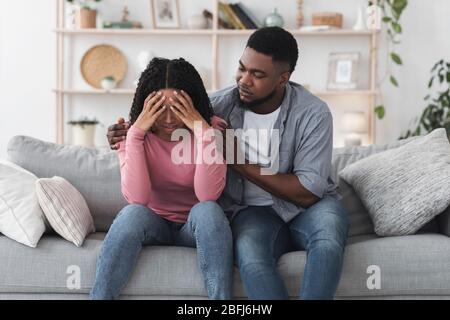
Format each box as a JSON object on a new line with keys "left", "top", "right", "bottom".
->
{"left": 312, "top": 12, "right": 343, "bottom": 28}
{"left": 80, "top": 44, "right": 127, "bottom": 89}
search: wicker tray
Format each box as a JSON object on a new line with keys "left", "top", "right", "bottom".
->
{"left": 80, "top": 44, "right": 127, "bottom": 89}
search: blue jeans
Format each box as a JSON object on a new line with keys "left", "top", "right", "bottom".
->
{"left": 232, "top": 197, "right": 349, "bottom": 300}
{"left": 90, "top": 201, "right": 233, "bottom": 300}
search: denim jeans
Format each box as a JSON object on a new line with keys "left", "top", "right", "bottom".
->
{"left": 90, "top": 201, "right": 233, "bottom": 300}
{"left": 231, "top": 196, "right": 349, "bottom": 300}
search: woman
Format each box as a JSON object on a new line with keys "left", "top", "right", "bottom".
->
{"left": 90, "top": 57, "right": 232, "bottom": 300}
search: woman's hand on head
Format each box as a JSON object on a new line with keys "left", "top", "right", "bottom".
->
{"left": 134, "top": 91, "right": 167, "bottom": 132}
{"left": 169, "top": 90, "right": 210, "bottom": 131}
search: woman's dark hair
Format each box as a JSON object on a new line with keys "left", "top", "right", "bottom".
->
{"left": 129, "top": 57, "right": 213, "bottom": 125}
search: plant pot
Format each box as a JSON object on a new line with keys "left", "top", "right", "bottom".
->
{"left": 71, "top": 124, "right": 96, "bottom": 147}
{"left": 75, "top": 8, "right": 97, "bottom": 29}
{"left": 101, "top": 78, "right": 117, "bottom": 90}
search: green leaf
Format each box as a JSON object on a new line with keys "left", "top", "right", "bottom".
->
{"left": 428, "top": 77, "right": 434, "bottom": 88}
{"left": 392, "top": 0, "right": 408, "bottom": 13}
{"left": 382, "top": 17, "right": 392, "bottom": 23}
{"left": 391, "top": 53, "right": 403, "bottom": 65}
{"left": 375, "top": 105, "right": 385, "bottom": 119}
{"left": 424, "top": 94, "right": 430, "bottom": 100}
{"left": 391, "top": 22, "right": 402, "bottom": 33}
{"left": 390, "top": 75, "right": 399, "bottom": 87}
{"left": 447, "top": 72, "right": 450, "bottom": 83}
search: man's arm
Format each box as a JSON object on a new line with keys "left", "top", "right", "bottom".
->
{"left": 231, "top": 110, "right": 333, "bottom": 209}
{"left": 231, "top": 163, "right": 319, "bottom": 208}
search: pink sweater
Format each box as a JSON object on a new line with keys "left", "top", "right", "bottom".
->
{"left": 117, "top": 121, "right": 226, "bottom": 223}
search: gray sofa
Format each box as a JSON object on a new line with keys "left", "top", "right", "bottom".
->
{"left": 2, "top": 135, "right": 450, "bottom": 300}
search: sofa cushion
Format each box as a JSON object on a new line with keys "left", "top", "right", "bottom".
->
{"left": 36, "top": 176, "right": 95, "bottom": 247}
{"left": 0, "top": 160, "right": 47, "bottom": 247}
{"left": 1, "top": 232, "right": 450, "bottom": 298}
{"left": 331, "top": 136, "right": 419, "bottom": 237}
{"left": 7, "top": 136, "right": 127, "bottom": 232}
{"left": 339, "top": 129, "right": 450, "bottom": 236}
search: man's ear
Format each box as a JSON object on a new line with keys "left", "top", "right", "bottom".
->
{"left": 279, "top": 71, "right": 291, "bottom": 87}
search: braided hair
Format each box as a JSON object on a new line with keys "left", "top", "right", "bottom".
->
{"left": 129, "top": 57, "right": 213, "bottom": 126}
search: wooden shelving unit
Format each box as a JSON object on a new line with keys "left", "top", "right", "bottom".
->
{"left": 55, "top": 0, "right": 379, "bottom": 144}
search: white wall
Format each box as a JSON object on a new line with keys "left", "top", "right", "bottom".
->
{"left": 1, "top": 0, "right": 450, "bottom": 158}
{"left": 0, "top": 0, "right": 56, "bottom": 158}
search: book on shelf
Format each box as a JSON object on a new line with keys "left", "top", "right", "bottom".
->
{"left": 218, "top": 2, "right": 244, "bottom": 29}
{"left": 203, "top": 9, "right": 234, "bottom": 29}
{"left": 230, "top": 3, "right": 258, "bottom": 29}
{"left": 235, "top": 2, "right": 262, "bottom": 28}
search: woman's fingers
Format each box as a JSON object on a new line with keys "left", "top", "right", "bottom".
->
{"left": 173, "top": 91, "right": 192, "bottom": 111}
{"left": 145, "top": 91, "right": 162, "bottom": 111}
{"left": 180, "top": 90, "right": 194, "bottom": 107}
{"left": 170, "top": 101, "right": 188, "bottom": 118}
{"left": 170, "top": 105, "right": 186, "bottom": 122}
{"left": 148, "top": 95, "right": 166, "bottom": 116}
{"left": 150, "top": 105, "right": 167, "bottom": 121}
{"left": 143, "top": 91, "right": 156, "bottom": 110}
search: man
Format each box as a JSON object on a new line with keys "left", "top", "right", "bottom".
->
{"left": 107, "top": 27, "right": 349, "bottom": 300}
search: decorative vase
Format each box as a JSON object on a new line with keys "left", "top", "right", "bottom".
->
{"left": 75, "top": 8, "right": 97, "bottom": 29}
{"left": 65, "top": 5, "right": 77, "bottom": 29}
{"left": 264, "top": 8, "right": 284, "bottom": 28}
{"left": 187, "top": 14, "right": 208, "bottom": 29}
{"left": 353, "top": 6, "right": 366, "bottom": 30}
{"left": 72, "top": 124, "right": 96, "bottom": 147}
{"left": 366, "top": 4, "right": 381, "bottom": 30}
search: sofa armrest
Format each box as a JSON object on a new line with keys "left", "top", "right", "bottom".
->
{"left": 438, "top": 205, "right": 450, "bottom": 236}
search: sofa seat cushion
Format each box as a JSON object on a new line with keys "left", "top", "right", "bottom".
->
{"left": 1, "top": 233, "right": 450, "bottom": 298}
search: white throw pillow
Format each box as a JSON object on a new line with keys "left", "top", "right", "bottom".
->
{"left": 339, "top": 128, "right": 450, "bottom": 236}
{"left": 35, "top": 176, "right": 95, "bottom": 247}
{"left": 0, "top": 160, "right": 47, "bottom": 247}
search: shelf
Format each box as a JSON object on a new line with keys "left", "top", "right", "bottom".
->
{"left": 53, "top": 88, "right": 136, "bottom": 95}
{"left": 54, "top": 28, "right": 377, "bottom": 36}
{"left": 55, "top": 0, "right": 379, "bottom": 145}
{"left": 54, "top": 28, "right": 215, "bottom": 35}
{"left": 53, "top": 88, "right": 377, "bottom": 96}
{"left": 217, "top": 29, "right": 377, "bottom": 36}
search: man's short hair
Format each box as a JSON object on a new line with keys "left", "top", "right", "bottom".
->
{"left": 246, "top": 27, "right": 299, "bottom": 73}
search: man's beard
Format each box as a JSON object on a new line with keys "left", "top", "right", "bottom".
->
{"left": 239, "top": 88, "right": 277, "bottom": 109}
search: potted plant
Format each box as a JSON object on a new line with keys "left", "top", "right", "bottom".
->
{"left": 401, "top": 59, "right": 450, "bottom": 140}
{"left": 100, "top": 75, "right": 117, "bottom": 91}
{"left": 67, "top": 0, "right": 101, "bottom": 29}
{"left": 68, "top": 117, "right": 99, "bottom": 147}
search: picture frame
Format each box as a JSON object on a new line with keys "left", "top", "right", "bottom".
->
{"left": 150, "top": 0, "right": 180, "bottom": 29}
{"left": 327, "top": 52, "right": 360, "bottom": 90}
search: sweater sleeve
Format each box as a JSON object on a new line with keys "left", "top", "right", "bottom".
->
{"left": 117, "top": 125, "right": 151, "bottom": 205}
{"left": 193, "top": 127, "right": 227, "bottom": 202}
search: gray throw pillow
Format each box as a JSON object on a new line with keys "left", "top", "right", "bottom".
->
{"left": 339, "top": 128, "right": 450, "bottom": 236}
{"left": 331, "top": 136, "right": 419, "bottom": 237}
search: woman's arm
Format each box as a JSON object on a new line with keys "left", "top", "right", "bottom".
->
{"left": 193, "top": 127, "right": 227, "bottom": 201}
{"left": 117, "top": 126, "right": 152, "bottom": 205}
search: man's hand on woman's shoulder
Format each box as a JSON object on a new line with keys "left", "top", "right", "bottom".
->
{"left": 107, "top": 117, "right": 130, "bottom": 150}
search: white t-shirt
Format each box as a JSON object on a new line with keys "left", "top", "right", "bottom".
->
{"left": 240, "top": 107, "right": 281, "bottom": 206}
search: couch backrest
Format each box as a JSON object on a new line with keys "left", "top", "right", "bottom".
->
{"left": 7, "top": 135, "right": 440, "bottom": 236}
{"left": 7, "top": 136, "right": 127, "bottom": 232}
